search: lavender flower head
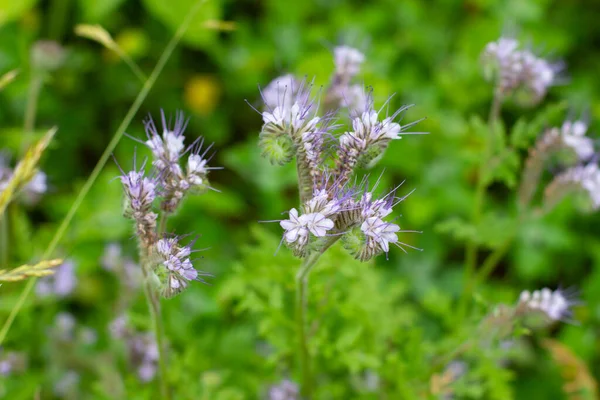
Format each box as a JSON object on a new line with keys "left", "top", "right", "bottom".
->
{"left": 482, "top": 37, "right": 560, "bottom": 104}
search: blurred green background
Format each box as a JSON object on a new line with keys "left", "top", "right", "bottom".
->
{"left": 1, "top": 0, "right": 600, "bottom": 398}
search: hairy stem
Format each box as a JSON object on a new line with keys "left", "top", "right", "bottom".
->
{"left": 0, "top": 0, "right": 207, "bottom": 346}
{"left": 141, "top": 248, "right": 170, "bottom": 400}
{"left": 459, "top": 90, "right": 503, "bottom": 319}
{"left": 295, "top": 236, "right": 339, "bottom": 398}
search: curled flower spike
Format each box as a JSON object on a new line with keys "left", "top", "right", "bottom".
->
{"left": 481, "top": 37, "right": 561, "bottom": 104}
{"left": 144, "top": 111, "right": 187, "bottom": 176}
{"left": 153, "top": 236, "right": 209, "bottom": 298}
{"left": 517, "top": 288, "right": 577, "bottom": 323}
{"left": 544, "top": 162, "right": 600, "bottom": 212}
{"left": 261, "top": 82, "right": 320, "bottom": 142}
{"left": 335, "top": 101, "right": 421, "bottom": 185}
{"left": 117, "top": 160, "right": 158, "bottom": 247}
{"left": 519, "top": 119, "right": 594, "bottom": 208}
{"left": 142, "top": 111, "right": 218, "bottom": 212}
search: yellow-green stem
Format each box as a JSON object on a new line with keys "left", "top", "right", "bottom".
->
{"left": 0, "top": 0, "right": 206, "bottom": 346}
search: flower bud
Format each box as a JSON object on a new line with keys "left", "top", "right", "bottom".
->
{"left": 259, "top": 130, "right": 295, "bottom": 165}
{"left": 342, "top": 225, "right": 377, "bottom": 261}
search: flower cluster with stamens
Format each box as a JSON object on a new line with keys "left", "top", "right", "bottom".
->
{"left": 257, "top": 49, "right": 423, "bottom": 261}
{"left": 257, "top": 70, "right": 423, "bottom": 262}
{"left": 481, "top": 37, "right": 560, "bottom": 104}
{"left": 117, "top": 111, "right": 215, "bottom": 297}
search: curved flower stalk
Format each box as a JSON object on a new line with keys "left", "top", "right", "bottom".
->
{"left": 254, "top": 48, "right": 424, "bottom": 398}
{"left": 116, "top": 111, "right": 217, "bottom": 399}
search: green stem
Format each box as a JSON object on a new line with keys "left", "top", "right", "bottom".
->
{"left": 141, "top": 249, "right": 170, "bottom": 400}
{"left": 458, "top": 90, "right": 503, "bottom": 319}
{"left": 295, "top": 251, "right": 321, "bottom": 399}
{"left": 294, "top": 235, "right": 339, "bottom": 398}
{"left": 0, "top": 0, "right": 207, "bottom": 346}
{"left": 21, "top": 74, "right": 43, "bottom": 155}
{"left": 473, "top": 236, "right": 514, "bottom": 286}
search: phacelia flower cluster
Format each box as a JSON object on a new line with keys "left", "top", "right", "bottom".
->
{"left": 517, "top": 288, "right": 576, "bottom": 323}
{"left": 519, "top": 119, "right": 595, "bottom": 208}
{"left": 258, "top": 49, "right": 422, "bottom": 261}
{"left": 153, "top": 237, "right": 210, "bottom": 298}
{"left": 117, "top": 111, "right": 215, "bottom": 297}
{"left": 482, "top": 37, "right": 560, "bottom": 104}
{"left": 143, "top": 111, "right": 216, "bottom": 212}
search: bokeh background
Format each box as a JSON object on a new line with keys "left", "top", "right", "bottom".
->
{"left": 1, "top": 0, "right": 600, "bottom": 398}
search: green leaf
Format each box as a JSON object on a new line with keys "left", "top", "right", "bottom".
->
{"left": 0, "top": 0, "right": 38, "bottom": 25}
{"left": 77, "top": 0, "right": 126, "bottom": 21}
{"left": 141, "top": 0, "right": 221, "bottom": 49}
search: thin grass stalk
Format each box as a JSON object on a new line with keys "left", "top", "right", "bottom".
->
{"left": 0, "top": 0, "right": 207, "bottom": 345}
